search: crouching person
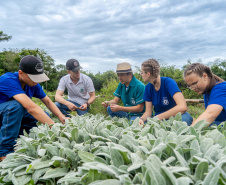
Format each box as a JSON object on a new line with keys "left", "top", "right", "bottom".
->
{"left": 0, "top": 55, "right": 66, "bottom": 161}
{"left": 184, "top": 63, "right": 225, "bottom": 126}
{"left": 139, "top": 59, "right": 193, "bottom": 126}
{"left": 102, "top": 62, "right": 145, "bottom": 123}
{"left": 55, "top": 59, "right": 96, "bottom": 117}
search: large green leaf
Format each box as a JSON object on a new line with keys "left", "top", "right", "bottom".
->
{"left": 203, "top": 167, "right": 221, "bottom": 185}
{"left": 89, "top": 179, "right": 121, "bottom": 185}
{"left": 42, "top": 167, "right": 68, "bottom": 179}
{"left": 195, "top": 161, "right": 208, "bottom": 181}
{"left": 78, "top": 151, "right": 96, "bottom": 162}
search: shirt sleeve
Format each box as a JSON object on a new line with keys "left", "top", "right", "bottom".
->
{"left": 0, "top": 78, "right": 25, "bottom": 98}
{"left": 165, "top": 78, "right": 181, "bottom": 97}
{"left": 113, "top": 83, "right": 122, "bottom": 98}
{"left": 208, "top": 84, "right": 226, "bottom": 110}
{"left": 135, "top": 84, "right": 145, "bottom": 104}
{"left": 33, "top": 84, "right": 46, "bottom": 99}
{"left": 143, "top": 83, "right": 152, "bottom": 102}
{"left": 57, "top": 77, "right": 66, "bottom": 91}
{"left": 86, "top": 77, "right": 95, "bottom": 93}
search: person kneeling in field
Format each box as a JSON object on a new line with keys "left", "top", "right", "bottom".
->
{"left": 139, "top": 59, "right": 193, "bottom": 126}
{"left": 102, "top": 62, "right": 145, "bottom": 123}
{"left": 184, "top": 63, "right": 225, "bottom": 126}
{"left": 55, "top": 59, "right": 96, "bottom": 117}
{"left": 0, "top": 55, "right": 66, "bottom": 161}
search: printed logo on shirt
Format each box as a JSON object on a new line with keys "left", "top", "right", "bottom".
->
{"left": 131, "top": 98, "right": 136, "bottom": 105}
{"left": 163, "top": 97, "right": 169, "bottom": 105}
{"left": 80, "top": 88, "right": 84, "bottom": 93}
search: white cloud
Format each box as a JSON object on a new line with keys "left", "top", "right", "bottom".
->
{"left": 0, "top": 0, "right": 226, "bottom": 73}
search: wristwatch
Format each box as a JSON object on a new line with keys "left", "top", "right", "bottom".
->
{"left": 85, "top": 102, "right": 90, "bottom": 108}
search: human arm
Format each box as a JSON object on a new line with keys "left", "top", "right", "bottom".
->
{"left": 41, "top": 96, "right": 67, "bottom": 124}
{"left": 110, "top": 102, "right": 144, "bottom": 113}
{"left": 101, "top": 96, "right": 121, "bottom": 108}
{"left": 191, "top": 104, "right": 223, "bottom": 126}
{"left": 139, "top": 101, "right": 153, "bottom": 125}
{"left": 13, "top": 94, "right": 55, "bottom": 125}
{"left": 79, "top": 91, "right": 96, "bottom": 111}
{"left": 55, "top": 89, "right": 79, "bottom": 111}
{"left": 156, "top": 92, "right": 187, "bottom": 120}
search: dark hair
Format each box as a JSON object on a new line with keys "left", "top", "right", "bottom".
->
{"left": 142, "top": 58, "right": 160, "bottom": 85}
{"left": 184, "top": 63, "right": 224, "bottom": 92}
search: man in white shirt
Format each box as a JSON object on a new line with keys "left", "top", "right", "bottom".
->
{"left": 55, "top": 59, "right": 96, "bottom": 117}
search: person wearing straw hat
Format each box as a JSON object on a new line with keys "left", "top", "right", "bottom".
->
{"left": 102, "top": 62, "right": 145, "bottom": 122}
{"left": 55, "top": 59, "right": 96, "bottom": 117}
{"left": 0, "top": 55, "right": 66, "bottom": 161}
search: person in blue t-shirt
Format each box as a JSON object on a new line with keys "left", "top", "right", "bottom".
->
{"left": 184, "top": 63, "right": 225, "bottom": 126}
{"left": 0, "top": 55, "right": 66, "bottom": 161}
{"left": 101, "top": 62, "right": 145, "bottom": 122}
{"left": 139, "top": 59, "right": 193, "bottom": 126}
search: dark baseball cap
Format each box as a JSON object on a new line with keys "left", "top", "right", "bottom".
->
{"left": 66, "top": 59, "right": 82, "bottom": 72}
{"left": 19, "top": 55, "right": 49, "bottom": 83}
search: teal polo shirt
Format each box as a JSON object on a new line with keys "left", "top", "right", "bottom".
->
{"left": 113, "top": 76, "right": 145, "bottom": 116}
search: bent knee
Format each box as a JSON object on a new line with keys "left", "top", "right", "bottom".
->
{"left": 8, "top": 100, "right": 25, "bottom": 114}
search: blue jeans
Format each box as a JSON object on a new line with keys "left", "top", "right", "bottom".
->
{"left": 181, "top": 112, "right": 193, "bottom": 126}
{"left": 55, "top": 100, "right": 89, "bottom": 117}
{"left": 107, "top": 106, "right": 139, "bottom": 123}
{"left": 0, "top": 100, "right": 46, "bottom": 157}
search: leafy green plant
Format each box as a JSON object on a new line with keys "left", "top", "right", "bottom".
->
{"left": 1, "top": 113, "right": 226, "bottom": 184}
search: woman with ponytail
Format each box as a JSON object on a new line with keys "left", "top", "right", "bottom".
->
{"left": 184, "top": 63, "right": 225, "bottom": 126}
{"left": 139, "top": 59, "right": 193, "bottom": 126}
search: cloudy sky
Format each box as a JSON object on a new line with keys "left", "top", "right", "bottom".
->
{"left": 0, "top": 0, "right": 226, "bottom": 73}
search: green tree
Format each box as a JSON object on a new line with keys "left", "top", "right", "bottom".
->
{"left": 0, "top": 31, "right": 12, "bottom": 42}
{"left": 0, "top": 49, "right": 20, "bottom": 74}
{"left": 208, "top": 59, "right": 226, "bottom": 80}
{"left": 83, "top": 70, "right": 117, "bottom": 91}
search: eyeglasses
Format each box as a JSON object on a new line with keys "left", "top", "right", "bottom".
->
{"left": 140, "top": 71, "right": 146, "bottom": 75}
{"left": 187, "top": 78, "right": 202, "bottom": 89}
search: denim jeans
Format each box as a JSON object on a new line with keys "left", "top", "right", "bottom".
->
{"left": 55, "top": 100, "right": 89, "bottom": 117}
{"left": 0, "top": 100, "right": 45, "bottom": 157}
{"left": 107, "top": 106, "right": 139, "bottom": 123}
{"left": 181, "top": 112, "right": 193, "bottom": 126}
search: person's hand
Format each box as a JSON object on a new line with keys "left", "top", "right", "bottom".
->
{"left": 47, "top": 122, "right": 55, "bottom": 128}
{"left": 79, "top": 103, "right": 88, "bottom": 111}
{"left": 101, "top": 101, "right": 110, "bottom": 108}
{"left": 139, "top": 118, "right": 144, "bottom": 126}
{"left": 59, "top": 116, "right": 70, "bottom": 124}
{"left": 66, "top": 102, "right": 78, "bottom": 111}
{"left": 110, "top": 104, "right": 121, "bottom": 112}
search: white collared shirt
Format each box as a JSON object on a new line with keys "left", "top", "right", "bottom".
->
{"left": 57, "top": 73, "right": 95, "bottom": 105}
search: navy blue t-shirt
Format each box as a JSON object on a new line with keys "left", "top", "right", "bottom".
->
{"left": 0, "top": 72, "right": 46, "bottom": 104}
{"left": 203, "top": 82, "right": 226, "bottom": 122}
{"left": 143, "top": 77, "right": 181, "bottom": 115}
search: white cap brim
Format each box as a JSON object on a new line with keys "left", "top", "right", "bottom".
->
{"left": 27, "top": 73, "right": 50, "bottom": 83}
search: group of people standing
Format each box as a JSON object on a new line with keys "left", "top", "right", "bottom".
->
{"left": 0, "top": 55, "right": 225, "bottom": 161}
